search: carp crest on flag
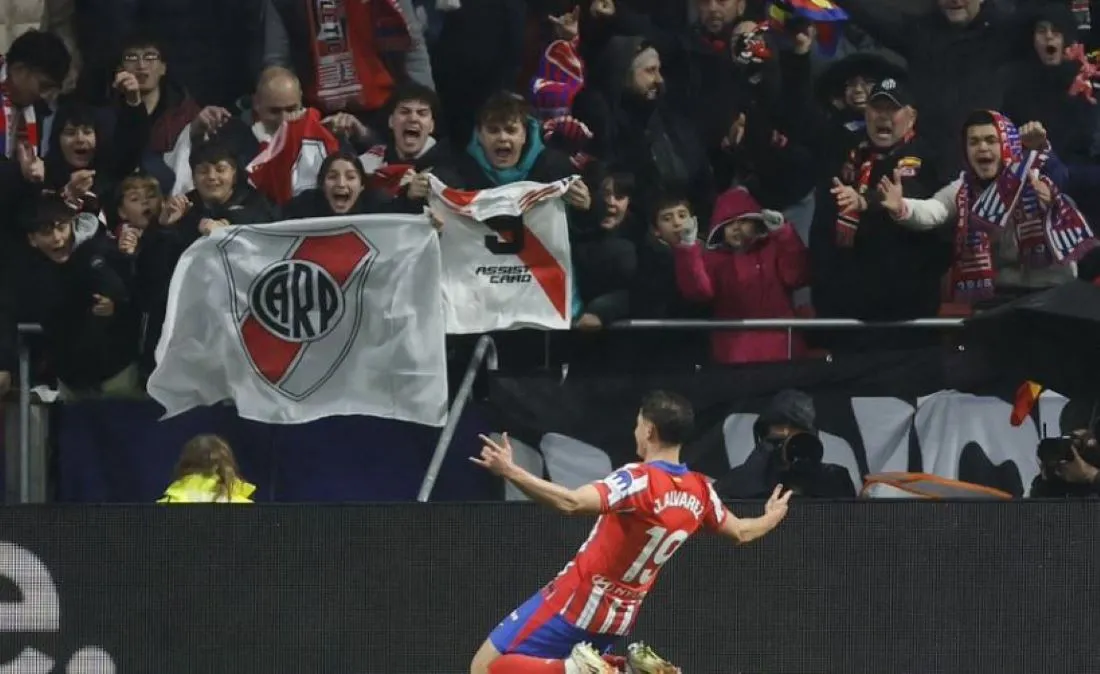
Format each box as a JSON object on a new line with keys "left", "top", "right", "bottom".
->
{"left": 220, "top": 224, "right": 376, "bottom": 400}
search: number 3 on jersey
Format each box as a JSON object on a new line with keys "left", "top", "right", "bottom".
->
{"left": 621, "top": 526, "right": 688, "bottom": 585}
{"left": 484, "top": 215, "right": 525, "bottom": 255}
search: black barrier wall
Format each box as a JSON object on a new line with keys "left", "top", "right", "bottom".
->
{"left": 0, "top": 503, "right": 1097, "bottom": 674}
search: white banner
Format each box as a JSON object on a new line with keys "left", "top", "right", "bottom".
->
{"left": 515, "top": 391, "right": 1069, "bottom": 499}
{"left": 147, "top": 214, "right": 448, "bottom": 427}
{"left": 430, "top": 176, "right": 576, "bottom": 333}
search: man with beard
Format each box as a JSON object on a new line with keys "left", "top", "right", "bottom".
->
{"left": 572, "top": 37, "right": 715, "bottom": 226}
{"left": 359, "top": 83, "right": 452, "bottom": 203}
{"left": 578, "top": 0, "right": 748, "bottom": 152}
{"left": 810, "top": 77, "right": 953, "bottom": 350}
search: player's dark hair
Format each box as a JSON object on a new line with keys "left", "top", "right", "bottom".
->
{"left": 6, "top": 30, "right": 71, "bottom": 87}
{"left": 640, "top": 390, "right": 694, "bottom": 446}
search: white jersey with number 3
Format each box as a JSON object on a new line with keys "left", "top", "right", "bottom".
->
{"left": 429, "top": 176, "right": 576, "bottom": 334}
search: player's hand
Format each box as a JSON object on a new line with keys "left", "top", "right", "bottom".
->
{"left": 472, "top": 432, "right": 517, "bottom": 478}
{"left": 764, "top": 484, "right": 793, "bottom": 521}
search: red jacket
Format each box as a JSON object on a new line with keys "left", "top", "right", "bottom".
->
{"left": 673, "top": 187, "right": 810, "bottom": 364}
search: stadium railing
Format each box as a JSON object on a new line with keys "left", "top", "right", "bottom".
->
{"left": 9, "top": 319, "right": 967, "bottom": 504}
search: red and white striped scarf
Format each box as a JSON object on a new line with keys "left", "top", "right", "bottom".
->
{"left": 0, "top": 57, "right": 39, "bottom": 159}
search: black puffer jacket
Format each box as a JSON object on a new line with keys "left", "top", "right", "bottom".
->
{"left": 833, "top": 0, "right": 1020, "bottom": 168}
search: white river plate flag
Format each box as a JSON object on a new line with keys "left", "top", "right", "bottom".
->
{"left": 147, "top": 214, "right": 448, "bottom": 427}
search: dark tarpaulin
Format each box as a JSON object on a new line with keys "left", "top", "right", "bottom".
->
{"left": 964, "top": 280, "right": 1100, "bottom": 399}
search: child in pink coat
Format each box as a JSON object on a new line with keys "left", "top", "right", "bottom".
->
{"left": 674, "top": 186, "right": 810, "bottom": 364}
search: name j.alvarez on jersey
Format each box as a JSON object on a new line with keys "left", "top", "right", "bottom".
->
{"left": 652, "top": 490, "right": 705, "bottom": 520}
{"left": 474, "top": 265, "right": 533, "bottom": 284}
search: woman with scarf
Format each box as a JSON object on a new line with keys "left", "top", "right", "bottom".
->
{"left": 880, "top": 111, "right": 1097, "bottom": 307}
{"left": 283, "top": 151, "right": 405, "bottom": 219}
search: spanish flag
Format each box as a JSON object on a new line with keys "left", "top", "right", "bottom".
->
{"left": 1010, "top": 380, "right": 1044, "bottom": 427}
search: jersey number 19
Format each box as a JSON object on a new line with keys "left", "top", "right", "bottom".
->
{"left": 621, "top": 526, "right": 688, "bottom": 585}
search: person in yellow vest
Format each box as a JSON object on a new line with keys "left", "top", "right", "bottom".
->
{"left": 158, "top": 434, "right": 256, "bottom": 503}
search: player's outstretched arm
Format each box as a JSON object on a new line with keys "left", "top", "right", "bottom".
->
{"left": 715, "top": 485, "right": 792, "bottom": 545}
{"left": 471, "top": 433, "right": 603, "bottom": 515}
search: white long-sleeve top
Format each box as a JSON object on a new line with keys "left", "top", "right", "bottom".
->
{"left": 897, "top": 178, "right": 961, "bottom": 231}
{"left": 896, "top": 177, "right": 1075, "bottom": 289}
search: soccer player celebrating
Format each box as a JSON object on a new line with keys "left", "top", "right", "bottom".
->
{"left": 470, "top": 390, "right": 793, "bottom": 674}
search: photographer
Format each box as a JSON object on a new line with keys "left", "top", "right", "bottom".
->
{"left": 0, "top": 193, "right": 141, "bottom": 401}
{"left": 1030, "top": 398, "right": 1100, "bottom": 498}
{"left": 715, "top": 390, "right": 857, "bottom": 499}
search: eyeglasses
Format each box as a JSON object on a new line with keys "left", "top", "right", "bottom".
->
{"left": 122, "top": 53, "right": 162, "bottom": 65}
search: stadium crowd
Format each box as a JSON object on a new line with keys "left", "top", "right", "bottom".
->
{"left": 0, "top": 0, "right": 1099, "bottom": 401}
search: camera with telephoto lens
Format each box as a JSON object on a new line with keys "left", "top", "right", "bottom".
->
{"left": 780, "top": 432, "right": 824, "bottom": 473}
{"left": 1038, "top": 436, "right": 1078, "bottom": 466}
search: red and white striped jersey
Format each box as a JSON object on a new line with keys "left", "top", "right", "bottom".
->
{"left": 542, "top": 461, "right": 728, "bottom": 635}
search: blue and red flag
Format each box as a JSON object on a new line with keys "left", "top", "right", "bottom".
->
{"left": 767, "top": 0, "right": 847, "bottom": 56}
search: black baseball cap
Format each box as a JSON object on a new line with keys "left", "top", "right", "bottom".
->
{"left": 869, "top": 77, "right": 915, "bottom": 108}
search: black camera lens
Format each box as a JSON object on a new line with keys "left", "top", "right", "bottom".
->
{"left": 783, "top": 433, "right": 824, "bottom": 468}
{"left": 1037, "top": 437, "right": 1075, "bottom": 464}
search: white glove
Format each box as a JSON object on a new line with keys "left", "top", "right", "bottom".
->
{"left": 679, "top": 216, "right": 699, "bottom": 246}
{"left": 761, "top": 209, "right": 784, "bottom": 231}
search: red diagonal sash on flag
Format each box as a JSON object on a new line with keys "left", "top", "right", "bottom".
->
{"left": 239, "top": 231, "right": 370, "bottom": 384}
{"left": 440, "top": 184, "right": 569, "bottom": 319}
